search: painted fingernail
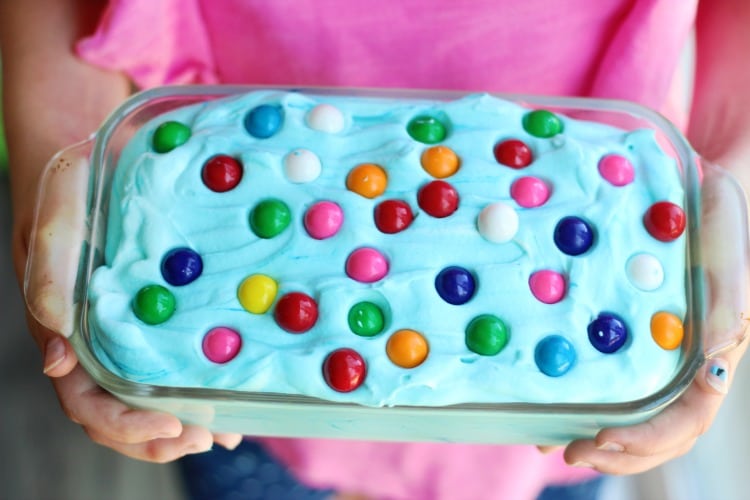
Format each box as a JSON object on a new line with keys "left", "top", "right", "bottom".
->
{"left": 706, "top": 359, "right": 729, "bottom": 394}
{"left": 597, "top": 442, "right": 625, "bottom": 452}
{"left": 43, "top": 337, "right": 66, "bottom": 374}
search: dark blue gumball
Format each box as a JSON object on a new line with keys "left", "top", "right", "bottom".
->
{"left": 588, "top": 312, "right": 628, "bottom": 354}
{"left": 243, "top": 104, "right": 283, "bottom": 138}
{"left": 435, "top": 266, "right": 476, "bottom": 305}
{"left": 161, "top": 247, "right": 203, "bottom": 286}
{"left": 534, "top": 335, "right": 576, "bottom": 377}
{"left": 554, "top": 216, "right": 594, "bottom": 256}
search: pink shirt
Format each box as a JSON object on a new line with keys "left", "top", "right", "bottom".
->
{"left": 77, "top": 1, "right": 698, "bottom": 498}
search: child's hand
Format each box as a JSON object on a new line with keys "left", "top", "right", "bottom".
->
{"left": 562, "top": 340, "right": 746, "bottom": 474}
{"left": 18, "top": 151, "right": 243, "bottom": 462}
{"left": 1, "top": 0, "right": 242, "bottom": 463}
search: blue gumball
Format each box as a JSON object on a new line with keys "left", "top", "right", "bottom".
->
{"left": 534, "top": 335, "right": 576, "bottom": 377}
{"left": 161, "top": 247, "right": 203, "bottom": 286}
{"left": 588, "top": 312, "right": 628, "bottom": 354}
{"left": 243, "top": 104, "right": 283, "bottom": 138}
{"left": 554, "top": 216, "right": 594, "bottom": 256}
{"left": 435, "top": 266, "right": 476, "bottom": 305}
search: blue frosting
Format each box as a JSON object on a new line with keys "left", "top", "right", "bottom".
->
{"left": 88, "top": 90, "right": 687, "bottom": 406}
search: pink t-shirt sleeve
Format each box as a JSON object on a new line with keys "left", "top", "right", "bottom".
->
{"left": 76, "top": 0, "right": 219, "bottom": 87}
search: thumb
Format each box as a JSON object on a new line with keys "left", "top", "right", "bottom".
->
{"left": 23, "top": 145, "right": 91, "bottom": 376}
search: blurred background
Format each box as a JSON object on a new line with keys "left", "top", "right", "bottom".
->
{"left": 1, "top": 44, "right": 749, "bottom": 499}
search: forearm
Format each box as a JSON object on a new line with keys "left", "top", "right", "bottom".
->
{"left": 0, "top": 0, "right": 130, "bottom": 222}
{"left": 688, "top": 0, "right": 750, "bottom": 182}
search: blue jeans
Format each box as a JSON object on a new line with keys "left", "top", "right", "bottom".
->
{"left": 178, "top": 440, "right": 603, "bottom": 500}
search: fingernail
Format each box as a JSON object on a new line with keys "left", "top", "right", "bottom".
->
{"left": 185, "top": 442, "right": 213, "bottom": 455}
{"left": 597, "top": 441, "right": 625, "bottom": 452}
{"left": 42, "top": 337, "right": 66, "bottom": 374}
{"left": 706, "top": 359, "right": 729, "bottom": 394}
{"left": 223, "top": 439, "right": 241, "bottom": 451}
{"left": 572, "top": 461, "right": 593, "bottom": 468}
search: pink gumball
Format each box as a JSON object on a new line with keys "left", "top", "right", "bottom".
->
{"left": 345, "top": 247, "right": 389, "bottom": 283}
{"left": 529, "top": 270, "right": 566, "bottom": 304}
{"left": 510, "top": 176, "right": 550, "bottom": 208}
{"left": 304, "top": 201, "right": 344, "bottom": 239}
{"left": 598, "top": 154, "right": 635, "bottom": 186}
{"left": 202, "top": 327, "right": 242, "bottom": 363}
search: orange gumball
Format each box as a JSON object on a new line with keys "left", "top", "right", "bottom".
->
{"left": 420, "top": 146, "right": 460, "bottom": 178}
{"left": 386, "top": 329, "right": 429, "bottom": 368}
{"left": 346, "top": 163, "right": 388, "bottom": 198}
{"left": 650, "top": 311, "right": 684, "bottom": 350}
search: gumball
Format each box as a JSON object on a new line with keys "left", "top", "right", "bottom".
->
{"left": 152, "top": 121, "right": 191, "bottom": 153}
{"left": 304, "top": 201, "right": 344, "bottom": 239}
{"left": 306, "top": 104, "right": 345, "bottom": 133}
{"left": 237, "top": 274, "right": 278, "bottom": 314}
{"left": 323, "top": 348, "right": 366, "bottom": 392}
{"left": 348, "top": 301, "right": 385, "bottom": 337}
{"left": 374, "top": 200, "right": 414, "bottom": 234}
{"left": 626, "top": 253, "right": 664, "bottom": 291}
{"left": 529, "top": 270, "right": 566, "bottom": 304}
{"left": 465, "top": 315, "right": 510, "bottom": 356}
{"left": 407, "top": 115, "right": 447, "bottom": 144}
{"left": 523, "top": 109, "right": 564, "bottom": 138}
{"left": 651, "top": 311, "right": 684, "bottom": 350}
{"left": 588, "top": 312, "right": 628, "bottom": 354}
{"left": 274, "top": 292, "right": 318, "bottom": 333}
{"left": 202, "top": 327, "right": 242, "bottom": 364}
{"left": 201, "top": 155, "right": 243, "bottom": 192}
{"left": 535, "top": 335, "right": 576, "bottom": 377}
{"left": 510, "top": 176, "right": 550, "bottom": 208}
{"left": 284, "top": 149, "right": 322, "bottom": 183}
{"left": 643, "top": 201, "right": 686, "bottom": 242}
{"left": 386, "top": 329, "right": 429, "bottom": 368}
{"left": 133, "top": 285, "right": 176, "bottom": 325}
{"left": 477, "top": 202, "right": 519, "bottom": 243}
{"left": 161, "top": 247, "right": 203, "bottom": 286}
{"left": 346, "top": 163, "right": 388, "bottom": 199}
{"left": 345, "top": 247, "right": 389, "bottom": 283}
{"left": 421, "top": 146, "right": 460, "bottom": 178}
{"left": 598, "top": 154, "right": 635, "bottom": 186}
{"left": 244, "top": 104, "right": 283, "bottom": 138}
{"left": 435, "top": 266, "right": 476, "bottom": 305}
{"left": 493, "top": 139, "right": 533, "bottom": 168}
{"left": 250, "top": 199, "right": 291, "bottom": 239}
{"left": 417, "top": 180, "right": 459, "bottom": 218}
{"left": 554, "top": 216, "right": 594, "bottom": 256}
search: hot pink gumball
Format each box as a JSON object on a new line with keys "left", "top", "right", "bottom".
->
{"left": 345, "top": 247, "right": 389, "bottom": 283}
{"left": 510, "top": 176, "right": 550, "bottom": 208}
{"left": 304, "top": 201, "right": 344, "bottom": 239}
{"left": 598, "top": 154, "right": 635, "bottom": 186}
{"left": 529, "top": 270, "right": 566, "bottom": 304}
{"left": 202, "top": 327, "right": 242, "bottom": 363}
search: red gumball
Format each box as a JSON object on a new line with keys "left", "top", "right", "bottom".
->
{"left": 323, "top": 348, "right": 366, "bottom": 392}
{"left": 494, "top": 139, "right": 533, "bottom": 169}
{"left": 644, "top": 201, "right": 686, "bottom": 242}
{"left": 374, "top": 199, "right": 414, "bottom": 234}
{"left": 202, "top": 155, "right": 243, "bottom": 192}
{"left": 417, "top": 180, "right": 459, "bottom": 218}
{"left": 274, "top": 292, "right": 318, "bottom": 333}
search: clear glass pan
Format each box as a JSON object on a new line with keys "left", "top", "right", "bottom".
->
{"left": 24, "top": 86, "right": 750, "bottom": 444}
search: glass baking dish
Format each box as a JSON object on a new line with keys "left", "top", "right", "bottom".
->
{"left": 24, "top": 85, "right": 750, "bottom": 444}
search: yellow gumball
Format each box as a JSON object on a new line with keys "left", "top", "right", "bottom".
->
{"left": 238, "top": 274, "right": 278, "bottom": 314}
